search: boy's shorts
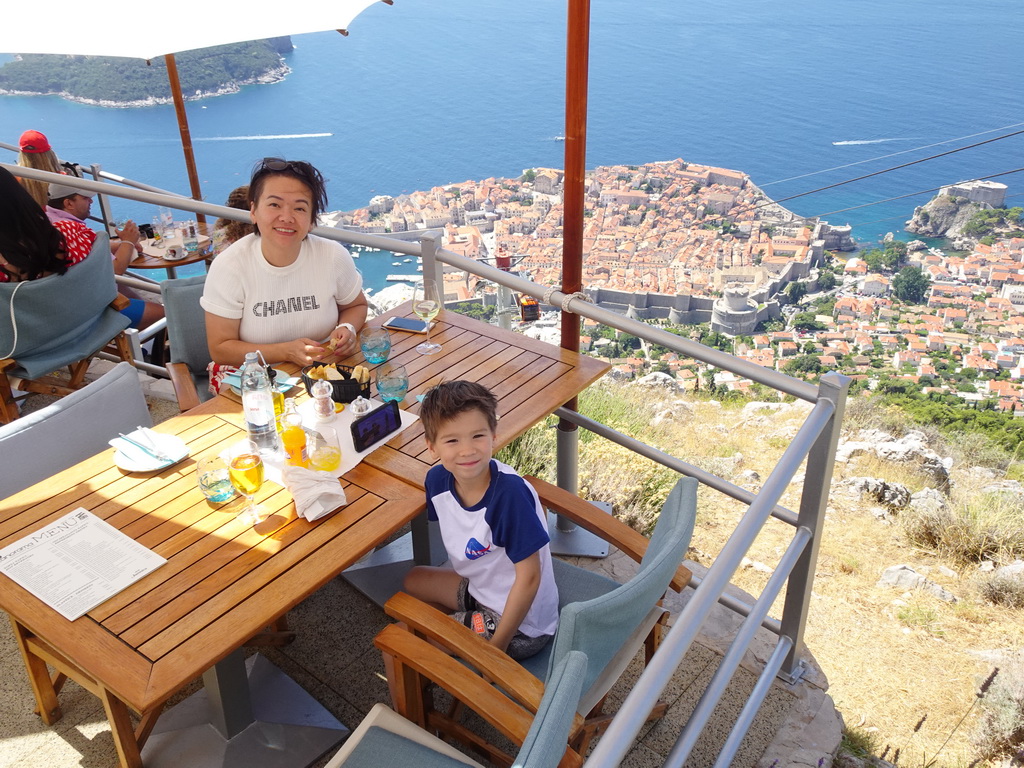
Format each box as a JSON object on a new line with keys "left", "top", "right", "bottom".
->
{"left": 452, "top": 578, "right": 552, "bottom": 660}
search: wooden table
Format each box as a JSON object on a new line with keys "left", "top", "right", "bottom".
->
{"left": 0, "top": 399, "right": 425, "bottom": 768}
{"left": 131, "top": 235, "right": 211, "bottom": 278}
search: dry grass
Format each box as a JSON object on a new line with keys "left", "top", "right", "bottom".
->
{"left": 501, "top": 381, "right": 1024, "bottom": 767}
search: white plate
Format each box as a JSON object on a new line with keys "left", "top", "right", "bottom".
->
{"left": 109, "top": 431, "right": 189, "bottom": 473}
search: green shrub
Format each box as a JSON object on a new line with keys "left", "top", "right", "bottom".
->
{"left": 971, "top": 664, "right": 1024, "bottom": 764}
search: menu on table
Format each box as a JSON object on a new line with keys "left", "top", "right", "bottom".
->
{"left": 0, "top": 508, "right": 166, "bottom": 621}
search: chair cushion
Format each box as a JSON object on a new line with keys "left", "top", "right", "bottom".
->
{"left": 161, "top": 274, "right": 212, "bottom": 403}
{"left": 519, "top": 558, "right": 619, "bottom": 681}
{"left": 543, "top": 477, "right": 698, "bottom": 707}
{"left": 325, "top": 705, "right": 480, "bottom": 768}
{"left": 0, "top": 362, "right": 151, "bottom": 497}
{"left": 0, "top": 232, "right": 130, "bottom": 378}
{"left": 338, "top": 728, "right": 476, "bottom": 768}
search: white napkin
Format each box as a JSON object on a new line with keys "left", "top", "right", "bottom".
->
{"left": 281, "top": 465, "right": 347, "bottom": 522}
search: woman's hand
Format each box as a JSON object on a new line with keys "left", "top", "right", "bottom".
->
{"left": 323, "top": 323, "right": 364, "bottom": 362}
{"left": 283, "top": 338, "right": 327, "bottom": 366}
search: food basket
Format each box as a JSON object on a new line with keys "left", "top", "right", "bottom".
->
{"left": 300, "top": 363, "right": 371, "bottom": 403}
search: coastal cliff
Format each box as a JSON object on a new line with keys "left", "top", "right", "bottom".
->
{"left": 905, "top": 194, "right": 984, "bottom": 239}
{"left": 0, "top": 37, "right": 292, "bottom": 107}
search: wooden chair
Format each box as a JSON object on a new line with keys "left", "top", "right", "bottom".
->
{"left": 376, "top": 476, "right": 697, "bottom": 765}
{"left": 326, "top": 647, "right": 588, "bottom": 768}
{"left": 159, "top": 274, "right": 211, "bottom": 411}
{"left": 0, "top": 232, "right": 134, "bottom": 424}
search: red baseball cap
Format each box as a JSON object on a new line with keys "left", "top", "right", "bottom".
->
{"left": 19, "top": 130, "right": 51, "bottom": 153}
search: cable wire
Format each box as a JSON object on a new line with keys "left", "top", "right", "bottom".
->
{"left": 762, "top": 120, "right": 1024, "bottom": 186}
{"left": 806, "top": 167, "right": 1024, "bottom": 218}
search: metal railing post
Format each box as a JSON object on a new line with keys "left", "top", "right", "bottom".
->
{"left": 89, "top": 163, "right": 114, "bottom": 236}
{"left": 419, "top": 232, "right": 442, "bottom": 291}
{"left": 777, "top": 371, "right": 850, "bottom": 681}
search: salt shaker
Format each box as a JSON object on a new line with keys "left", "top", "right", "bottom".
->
{"left": 349, "top": 396, "right": 372, "bottom": 416}
{"left": 311, "top": 378, "right": 335, "bottom": 421}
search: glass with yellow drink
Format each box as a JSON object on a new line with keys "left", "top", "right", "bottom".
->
{"left": 229, "top": 440, "right": 265, "bottom": 524}
{"left": 308, "top": 425, "right": 342, "bottom": 473}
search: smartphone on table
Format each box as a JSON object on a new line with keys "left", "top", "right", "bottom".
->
{"left": 350, "top": 399, "right": 403, "bottom": 452}
{"left": 382, "top": 316, "right": 433, "bottom": 334}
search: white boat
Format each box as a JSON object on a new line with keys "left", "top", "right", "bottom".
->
{"left": 392, "top": 261, "right": 401, "bottom": 266}
{"left": 403, "top": 258, "right": 412, "bottom": 263}
{"left": 416, "top": 265, "right": 423, "bottom": 272}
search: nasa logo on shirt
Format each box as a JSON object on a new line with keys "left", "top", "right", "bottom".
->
{"left": 464, "top": 537, "right": 491, "bottom": 560}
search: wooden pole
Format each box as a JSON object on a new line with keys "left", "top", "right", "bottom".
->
{"left": 164, "top": 54, "right": 207, "bottom": 227}
{"left": 560, "top": 0, "right": 590, "bottom": 410}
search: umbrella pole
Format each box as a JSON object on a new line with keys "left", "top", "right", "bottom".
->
{"left": 560, "top": 0, "right": 589, "bottom": 365}
{"left": 164, "top": 54, "right": 207, "bottom": 227}
{"left": 552, "top": 0, "right": 608, "bottom": 559}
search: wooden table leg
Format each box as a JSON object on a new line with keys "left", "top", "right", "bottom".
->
{"left": 9, "top": 617, "right": 61, "bottom": 725}
{"left": 99, "top": 687, "right": 144, "bottom": 768}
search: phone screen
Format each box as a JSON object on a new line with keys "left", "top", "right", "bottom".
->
{"left": 384, "top": 316, "right": 430, "bottom": 333}
{"left": 351, "top": 400, "right": 402, "bottom": 452}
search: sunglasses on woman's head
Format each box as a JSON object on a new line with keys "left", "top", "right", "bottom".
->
{"left": 259, "top": 158, "right": 308, "bottom": 174}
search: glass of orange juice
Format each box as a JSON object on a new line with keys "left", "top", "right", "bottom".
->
{"left": 228, "top": 439, "right": 266, "bottom": 525}
{"left": 308, "top": 425, "right": 342, "bottom": 473}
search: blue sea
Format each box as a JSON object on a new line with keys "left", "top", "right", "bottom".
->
{"left": 2, "top": 0, "right": 1022, "bottom": 292}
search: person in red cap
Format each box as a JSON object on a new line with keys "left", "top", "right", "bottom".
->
{"left": 16, "top": 130, "right": 65, "bottom": 209}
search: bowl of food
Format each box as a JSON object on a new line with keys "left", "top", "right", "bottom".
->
{"left": 301, "top": 363, "right": 371, "bottom": 403}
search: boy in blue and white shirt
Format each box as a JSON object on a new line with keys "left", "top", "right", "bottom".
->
{"left": 402, "top": 381, "right": 558, "bottom": 659}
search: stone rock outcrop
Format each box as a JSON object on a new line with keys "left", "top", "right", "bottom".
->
{"left": 835, "top": 430, "right": 952, "bottom": 493}
{"left": 877, "top": 564, "right": 957, "bottom": 603}
{"left": 905, "top": 194, "right": 983, "bottom": 239}
{"left": 842, "top": 476, "right": 911, "bottom": 511}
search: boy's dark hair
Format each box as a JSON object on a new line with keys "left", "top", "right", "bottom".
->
{"left": 420, "top": 380, "right": 498, "bottom": 443}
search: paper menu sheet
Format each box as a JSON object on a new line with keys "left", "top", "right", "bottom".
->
{"left": 0, "top": 508, "right": 166, "bottom": 622}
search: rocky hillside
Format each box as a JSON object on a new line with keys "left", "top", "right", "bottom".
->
{"left": 506, "top": 378, "right": 1024, "bottom": 766}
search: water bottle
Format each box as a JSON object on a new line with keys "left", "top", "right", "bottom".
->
{"left": 240, "top": 351, "right": 280, "bottom": 457}
{"left": 183, "top": 220, "right": 199, "bottom": 255}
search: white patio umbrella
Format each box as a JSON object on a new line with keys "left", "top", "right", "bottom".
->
{"left": 0, "top": 0, "right": 394, "bottom": 216}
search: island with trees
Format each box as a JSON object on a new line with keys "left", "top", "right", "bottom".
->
{"left": 0, "top": 37, "right": 292, "bottom": 107}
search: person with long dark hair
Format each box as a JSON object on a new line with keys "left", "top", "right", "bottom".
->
{"left": 0, "top": 166, "right": 72, "bottom": 282}
{"left": 0, "top": 167, "right": 161, "bottom": 331}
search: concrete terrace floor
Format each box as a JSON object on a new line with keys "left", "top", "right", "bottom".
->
{"left": 0, "top": 364, "right": 842, "bottom": 768}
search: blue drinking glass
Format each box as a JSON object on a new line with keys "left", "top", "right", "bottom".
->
{"left": 375, "top": 363, "right": 409, "bottom": 403}
{"left": 360, "top": 326, "right": 392, "bottom": 365}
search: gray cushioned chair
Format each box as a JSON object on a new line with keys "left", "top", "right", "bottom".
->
{"left": 379, "top": 476, "right": 698, "bottom": 763}
{"left": 0, "top": 232, "right": 134, "bottom": 424}
{"left": 325, "top": 648, "right": 587, "bottom": 768}
{"left": 160, "top": 274, "right": 211, "bottom": 410}
{"left": 0, "top": 362, "right": 150, "bottom": 498}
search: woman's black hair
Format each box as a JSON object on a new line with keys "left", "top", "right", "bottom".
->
{"left": 0, "top": 167, "right": 69, "bottom": 281}
{"left": 248, "top": 158, "right": 329, "bottom": 234}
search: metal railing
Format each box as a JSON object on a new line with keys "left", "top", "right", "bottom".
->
{"left": 2, "top": 161, "right": 850, "bottom": 766}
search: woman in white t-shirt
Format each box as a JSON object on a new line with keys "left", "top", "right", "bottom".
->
{"left": 201, "top": 158, "right": 368, "bottom": 369}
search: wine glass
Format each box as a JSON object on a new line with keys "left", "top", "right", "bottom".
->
{"left": 228, "top": 440, "right": 265, "bottom": 525}
{"left": 413, "top": 279, "right": 442, "bottom": 355}
{"left": 359, "top": 326, "right": 392, "bottom": 364}
{"left": 375, "top": 362, "right": 409, "bottom": 403}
